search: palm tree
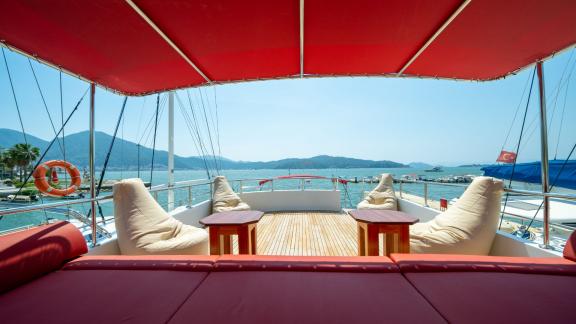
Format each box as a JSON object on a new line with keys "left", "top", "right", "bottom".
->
{"left": 1, "top": 150, "right": 16, "bottom": 180}
{"left": 8, "top": 143, "right": 40, "bottom": 182}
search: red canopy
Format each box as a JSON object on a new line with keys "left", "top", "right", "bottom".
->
{"left": 1, "top": 0, "right": 575, "bottom": 95}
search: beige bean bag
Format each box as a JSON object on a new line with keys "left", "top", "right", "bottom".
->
{"left": 357, "top": 173, "right": 397, "bottom": 210}
{"left": 113, "top": 178, "right": 209, "bottom": 255}
{"left": 410, "top": 176, "right": 503, "bottom": 255}
{"left": 212, "top": 176, "right": 250, "bottom": 213}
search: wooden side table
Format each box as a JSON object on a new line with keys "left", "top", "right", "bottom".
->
{"left": 348, "top": 210, "right": 419, "bottom": 257}
{"left": 200, "top": 210, "right": 264, "bottom": 255}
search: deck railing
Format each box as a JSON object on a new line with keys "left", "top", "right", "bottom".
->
{"left": 395, "top": 179, "right": 576, "bottom": 249}
{"left": 1, "top": 176, "right": 574, "bottom": 249}
{"left": 0, "top": 176, "right": 343, "bottom": 246}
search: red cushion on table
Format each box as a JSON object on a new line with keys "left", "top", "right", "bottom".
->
{"left": 0, "top": 269, "right": 208, "bottom": 324}
{"left": 169, "top": 271, "right": 445, "bottom": 324}
{"left": 64, "top": 255, "right": 217, "bottom": 271}
{"left": 216, "top": 255, "right": 398, "bottom": 272}
{"left": 404, "top": 272, "right": 576, "bottom": 324}
{"left": 0, "top": 221, "right": 87, "bottom": 293}
{"left": 391, "top": 253, "right": 576, "bottom": 275}
{"left": 564, "top": 230, "right": 576, "bottom": 262}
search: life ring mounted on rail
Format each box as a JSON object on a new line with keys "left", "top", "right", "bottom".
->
{"left": 33, "top": 160, "right": 82, "bottom": 197}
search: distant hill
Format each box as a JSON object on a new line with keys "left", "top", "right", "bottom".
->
{"left": 0, "top": 129, "right": 408, "bottom": 170}
{"left": 408, "top": 162, "right": 433, "bottom": 169}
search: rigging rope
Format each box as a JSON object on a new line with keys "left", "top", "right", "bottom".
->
{"left": 176, "top": 92, "right": 211, "bottom": 179}
{"left": 554, "top": 75, "right": 570, "bottom": 159}
{"left": 197, "top": 89, "right": 220, "bottom": 174}
{"left": 185, "top": 90, "right": 212, "bottom": 178}
{"left": 521, "top": 141, "right": 576, "bottom": 237}
{"left": 2, "top": 48, "right": 30, "bottom": 152}
{"left": 212, "top": 86, "right": 223, "bottom": 171}
{"left": 86, "top": 97, "right": 128, "bottom": 223}
{"left": 499, "top": 67, "right": 536, "bottom": 230}
{"left": 8, "top": 87, "right": 90, "bottom": 201}
{"left": 2, "top": 47, "right": 49, "bottom": 221}
{"left": 27, "top": 58, "right": 65, "bottom": 155}
{"left": 149, "top": 94, "right": 160, "bottom": 187}
{"left": 518, "top": 54, "right": 576, "bottom": 155}
{"left": 500, "top": 69, "right": 533, "bottom": 152}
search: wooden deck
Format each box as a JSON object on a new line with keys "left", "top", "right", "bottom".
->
{"left": 230, "top": 212, "right": 360, "bottom": 256}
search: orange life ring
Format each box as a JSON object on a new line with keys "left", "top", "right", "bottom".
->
{"left": 33, "top": 160, "right": 82, "bottom": 197}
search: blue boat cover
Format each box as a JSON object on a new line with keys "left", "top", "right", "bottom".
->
{"left": 482, "top": 160, "right": 576, "bottom": 190}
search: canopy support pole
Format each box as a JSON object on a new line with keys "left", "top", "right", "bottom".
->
{"left": 536, "top": 61, "right": 551, "bottom": 249}
{"left": 167, "top": 91, "right": 175, "bottom": 211}
{"left": 299, "top": 0, "right": 304, "bottom": 77}
{"left": 89, "top": 83, "right": 97, "bottom": 247}
{"left": 124, "top": 0, "right": 212, "bottom": 85}
{"left": 397, "top": 0, "right": 471, "bottom": 76}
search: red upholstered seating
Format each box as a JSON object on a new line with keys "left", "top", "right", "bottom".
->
{"left": 169, "top": 268, "right": 443, "bottom": 324}
{"left": 214, "top": 254, "right": 399, "bottom": 272}
{"left": 64, "top": 255, "right": 217, "bottom": 271}
{"left": 391, "top": 253, "right": 576, "bottom": 324}
{"left": 390, "top": 253, "right": 576, "bottom": 275}
{"left": 0, "top": 221, "right": 87, "bottom": 293}
{"left": 564, "top": 230, "right": 576, "bottom": 262}
{"left": 0, "top": 268, "right": 210, "bottom": 324}
{"left": 2, "top": 224, "right": 576, "bottom": 323}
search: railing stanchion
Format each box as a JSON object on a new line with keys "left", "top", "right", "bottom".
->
{"left": 239, "top": 180, "right": 243, "bottom": 194}
{"left": 399, "top": 181, "right": 403, "bottom": 198}
{"left": 271, "top": 179, "right": 274, "bottom": 192}
{"left": 423, "top": 182, "right": 429, "bottom": 207}
{"left": 188, "top": 186, "right": 192, "bottom": 206}
{"left": 301, "top": 179, "right": 305, "bottom": 191}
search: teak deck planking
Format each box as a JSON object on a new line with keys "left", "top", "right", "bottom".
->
{"left": 228, "top": 212, "right": 390, "bottom": 256}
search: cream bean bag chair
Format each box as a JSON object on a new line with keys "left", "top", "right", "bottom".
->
{"left": 357, "top": 173, "right": 397, "bottom": 210}
{"left": 410, "top": 176, "right": 503, "bottom": 255}
{"left": 113, "top": 178, "right": 209, "bottom": 255}
{"left": 212, "top": 176, "right": 250, "bottom": 213}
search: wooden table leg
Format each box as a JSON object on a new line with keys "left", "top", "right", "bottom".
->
{"left": 250, "top": 224, "right": 257, "bottom": 255}
{"left": 209, "top": 226, "right": 221, "bottom": 255}
{"left": 366, "top": 223, "right": 380, "bottom": 256}
{"left": 222, "top": 233, "right": 232, "bottom": 254}
{"left": 399, "top": 224, "right": 410, "bottom": 253}
{"left": 237, "top": 224, "right": 251, "bottom": 254}
{"left": 357, "top": 223, "right": 366, "bottom": 256}
{"left": 385, "top": 232, "right": 395, "bottom": 257}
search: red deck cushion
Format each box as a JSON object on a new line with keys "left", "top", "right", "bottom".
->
{"left": 64, "top": 255, "right": 217, "bottom": 271}
{"left": 170, "top": 271, "right": 445, "bottom": 324}
{"left": 404, "top": 272, "right": 576, "bottom": 324}
{"left": 0, "top": 221, "right": 87, "bottom": 293}
{"left": 563, "top": 230, "right": 576, "bottom": 262}
{"left": 391, "top": 253, "right": 576, "bottom": 275}
{"left": 215, "top": 255, "right": 398, "bottom": 272}
{"left": 0, "top": 269, "right": 209, "bottom": 324}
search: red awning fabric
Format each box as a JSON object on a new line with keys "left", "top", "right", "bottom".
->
{"left": 1, "top": 0, "right": 575, "bottom": 95}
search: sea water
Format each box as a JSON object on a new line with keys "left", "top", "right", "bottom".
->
{"left": 0, "top": 166, "right": 510, "bottom": 232}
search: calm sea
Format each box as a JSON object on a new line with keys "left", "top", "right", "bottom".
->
{"left": 0, "top": 166, "right": 541, "bottom": 232}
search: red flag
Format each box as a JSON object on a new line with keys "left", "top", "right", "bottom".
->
{"left": 496, "top": 150, "right": 517, "bottom": 163}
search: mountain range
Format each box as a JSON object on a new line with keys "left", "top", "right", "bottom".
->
{"left": 0, "top": 129, "right": 408, "bottom": 170}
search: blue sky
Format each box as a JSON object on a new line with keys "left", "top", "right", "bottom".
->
{"left": 1, "top": 46, "right": 575, "bottom": 166}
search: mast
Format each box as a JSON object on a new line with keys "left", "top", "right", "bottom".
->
{"left": 89, "top": 83, "right": 97, "bottom": 247}
{"left": 167, "top": 91, "right": 175, "bottom": 211}
{"left": 536, "top": 61, "right": 550, "bottom": 248}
